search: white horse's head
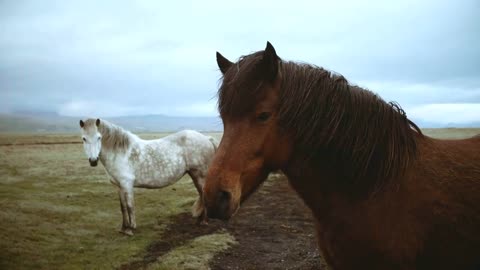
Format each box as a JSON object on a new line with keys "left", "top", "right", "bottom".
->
{"left": 79, "top": 118, "right": 102, "bottom": 167}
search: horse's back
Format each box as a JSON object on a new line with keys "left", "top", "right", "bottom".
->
{"left": 418, "top": 135, "right": 480, "bottom": 210}
{"left": 164, "top": 130, "right": 211, "bottom": 146}
{"left": 424, "top": 135, "right": 480, "bottom": 171}
{"left": 410, "top": 136, "right": 480, "bottom": 269}
{"left": 165, "top": 130, "right": 217, "bottom": 169}
{"left": 163, "top": 129, "right": 205, "bottom": 142}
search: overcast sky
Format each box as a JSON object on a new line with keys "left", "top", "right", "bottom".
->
{"left": 1, "top": 0, "right": 479, "bottom": 125}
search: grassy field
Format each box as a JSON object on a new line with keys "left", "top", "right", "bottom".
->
{"left": 0, "top": 132, "right": 230, "bottom": 270}
{"left": 0, "top": 133, "right": 208, "bottom": 145}
{"left": 0, "top": 129, "right": 478, "bottom": 269}
{"left": 421, "top": 128, "right": 479, "bottom": 139}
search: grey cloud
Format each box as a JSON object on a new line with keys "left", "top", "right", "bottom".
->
{"left": 0, "top": 0, "right": 479, "bottom": 125}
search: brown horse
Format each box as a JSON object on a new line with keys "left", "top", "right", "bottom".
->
{"left": 203, "top": 42, "right": 480, "bottom": 270}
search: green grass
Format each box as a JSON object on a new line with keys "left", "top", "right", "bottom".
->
{"left": 149, "top": 231, "right": 237, "bottom": 270}
{"left": 0, "top": 132, "right": 222, "bottom": 146}
{"left": 0, "top": 133, "right": 230, "bottom": 270}
{"left": 0, "top": 129, "right": 477, "bottom": 269}
{"left": 421, "top": 128, "right": 479, "bottom": 139}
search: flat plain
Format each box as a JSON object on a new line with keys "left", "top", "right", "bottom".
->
{"left": 0, "top": 129, "right": 478, "bottom": 269}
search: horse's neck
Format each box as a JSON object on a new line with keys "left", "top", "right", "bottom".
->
{"left": 98, "top": 123, "right": 137, "bottom": 163}
{"left": 98, "top": 145, "right": 122, "bottom": 165}
{"left": 283, "top": 156, "right": 339, "bottom": 214}
{"left": 282, "top": 149, "right": 375, "bottom": 217}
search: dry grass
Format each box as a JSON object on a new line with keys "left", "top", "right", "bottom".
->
{"left": 421, "top": 128, "right": 479, "bottom": 139}
{"left": 0, "top": 132, "right": 221, "bottom": 146}
{"left": 149, "top": 231, "right": 237, "bottom": 270}
{"left": 0, "top": 132, "right": 230, "bottom": 270}
{"left": 0, "top": 129, "right": 476, "bottom": 269}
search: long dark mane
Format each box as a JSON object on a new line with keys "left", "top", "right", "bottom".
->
{"left": 218, "top": 52, "right": 423, "bottom": 196}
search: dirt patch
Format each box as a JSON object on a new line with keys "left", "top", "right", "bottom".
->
{"left": 119, "top": 213, "right": 226, "bottom": 270}
{"left": 120, "top": 175, "right": 323, "bottom": 270}
{"left": 209, "top": 175, "right": 322, "bottom": 270}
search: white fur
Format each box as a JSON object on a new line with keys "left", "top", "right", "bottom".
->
{"left": 80, "top": 119, "right": 217, "bottom": 235}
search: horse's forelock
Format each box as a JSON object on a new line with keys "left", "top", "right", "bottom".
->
{"left": 218, "top": 51, "right": 270, "bottom": 117}
{"left": 81, "top": 119, "right": 102, "bottom": 139}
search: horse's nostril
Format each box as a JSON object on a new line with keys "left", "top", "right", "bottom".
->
{"left": 216, "top": 190, "right": 231, "bottom": 212}
{"left": 89, "top": 158, "right": 98, "bottom": 167}
{"left": 206, "top": 190, "right": 232, "bottom": 220}
{"left": 218, "top": 190, "right": 231, "bottom": 203}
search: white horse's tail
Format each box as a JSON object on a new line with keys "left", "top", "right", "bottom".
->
{"left": 208, "top": 136, "right": 218, "bottom": 152}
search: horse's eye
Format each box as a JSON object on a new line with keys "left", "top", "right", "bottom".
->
{"left": 257, "top": 112, "right": 271, "bottom": 122}
{"left": 82, "top": 137, "right": 86, "bottom": 142}
{"left": 98, "top": 137, "right": 102, "bottom": 141}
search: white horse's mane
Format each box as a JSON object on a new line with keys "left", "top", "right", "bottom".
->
{"left": 83, "top": 118, "right": 136, "bottom": 152}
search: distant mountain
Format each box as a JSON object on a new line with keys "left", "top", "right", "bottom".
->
{"left": 410, "top": 118, "right": 480, "bottom": 128}
{"left": 0, "top": 112, "right": 222, "bottom": 133}
{"left": 1, "top": 112, "right": 478, "bottom": 133}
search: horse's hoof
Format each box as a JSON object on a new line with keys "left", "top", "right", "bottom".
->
{"left": 119, "top": 228, "right": 134, "bottom": 236}
{"left": 196, "top": 217, "right": 209, "bottom": 226}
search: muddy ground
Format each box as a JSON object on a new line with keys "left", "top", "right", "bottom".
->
{"left": 121, "top": 174, "right": 324, "bottom": 270}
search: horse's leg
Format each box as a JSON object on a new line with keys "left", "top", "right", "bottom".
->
{"left": 188, "top": 170, "right": 208, "bottom": 225}
{"left": 117, "top": 184, "right": 135, "bottom": 236}
{"left": 125, "top": 188, "right": 136, "bottom": 231}
{"left": 118, "top": 188, "right": 129, "bottom": 232}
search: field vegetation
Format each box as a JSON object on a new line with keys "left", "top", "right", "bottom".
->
{"left": 0, "top": 129, "right": 477, "bottom": 269}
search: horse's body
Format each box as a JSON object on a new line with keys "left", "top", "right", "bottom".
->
{"left": 80, "top": 118, "right": 217, "bottom": 235}
{"left": 288, "top": 135, "right": 480, "bottom": 269}
{"left": 203, "top": 42, "right": 480, "bottom": 269}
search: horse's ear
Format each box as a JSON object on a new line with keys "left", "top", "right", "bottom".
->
{"left": 96, "top": 119, "right": 100, "bottom": 127}
{"left": 216, "top": 51, "right": 233, "bottom": 74}
{"left": 79, "top": 120, "right": 84, "bottom": 128}
{"left": 260, "top": 41, "right": 279, "bottom": 82}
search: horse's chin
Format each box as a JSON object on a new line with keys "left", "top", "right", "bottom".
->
{"left": 89, "top": 161, "right": 98, "bottom": 167}
{"left": 206, "top": 209, "right": 232, "bottom": 221}
{"left": 206, "top": 202, "right": 239, "bottom": 221}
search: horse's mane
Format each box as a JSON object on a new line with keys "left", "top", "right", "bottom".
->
{"left": 218, "top": 53, "right": 423, "bottom": 196}
{"left": 83, "top": 119, "right": 134, "bottom": 152}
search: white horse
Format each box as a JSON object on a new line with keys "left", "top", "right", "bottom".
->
{"left": 79, "top": 118, "right": 217, "bottom": 235}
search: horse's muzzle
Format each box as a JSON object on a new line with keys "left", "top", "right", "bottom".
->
{"left": 89, "top": 158, "right": 98, "bottom": 167}
{"left": 206, "top": 207, "right": 231, "bottom": 221}
{"left": 206, "top": 190, "right": 234, "bottom": 221}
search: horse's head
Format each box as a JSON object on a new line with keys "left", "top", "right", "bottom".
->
{"left": 79, "top": 118, "right": 102, "bottom": 167}
{"left": 203, "top": 42, "right": 292, "bottom": 220}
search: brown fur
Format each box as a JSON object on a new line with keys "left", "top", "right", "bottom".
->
{"left": 204, "top": 42, "right": 480, "bottom": 269}
{"left": 219, "top": 52, "right": 423, "bottom": 197}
